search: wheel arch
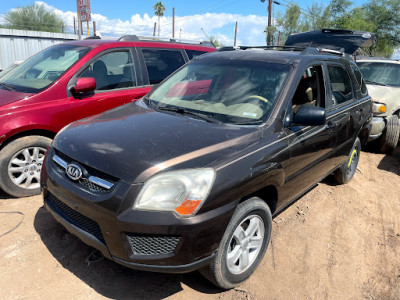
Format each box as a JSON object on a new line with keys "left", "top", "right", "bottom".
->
{"left": 239, "top": 184, "right": 279, "bottom": 215}
{"left": 0, "top": 129, "right": 56, "bottom": 151}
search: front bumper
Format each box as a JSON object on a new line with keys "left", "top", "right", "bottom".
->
{"left": 368, "top": 116, "right": 386, "bottom": 141}
{"left": 41, "top": 149, "right": 235, "bottom": 273}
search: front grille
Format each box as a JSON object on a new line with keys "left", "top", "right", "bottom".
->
{"left": 53, "top": 149, "right": 117, "bottom": 193}
{"left": 79, "top": 178, "right": 107, "bottom": 192}
{"left": 127, "top": 234, "right": 180, "bottom": 255}
{"left": 46, "top": 193, "right": 105, "bottom": 243}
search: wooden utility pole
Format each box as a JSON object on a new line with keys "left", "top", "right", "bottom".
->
{"left": 172, "top": 8, "right": 175, "bottom": 38}
{"left": 267, "top": 0, "right": 272, "bottom": 45}
{"left": 73, "top": 16, "right": 76, "bottom": 35}
{"left": 153, "top": 22, "right": 156, "bottom": 36}
{"left": 76, "top": 0, "right": 81, "bottom": 39}
{"left": 277, "top": 31, "right": 281, "bottom": 45}
{"left": 93, "top": 21, "right": 96, "bottom": 36}
{"left": 234, "top": 22, "right": 238, "bottom": 46}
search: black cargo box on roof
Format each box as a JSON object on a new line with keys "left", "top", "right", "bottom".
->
{"left": 284, "top": 28, "right": 377, "bottom": 54}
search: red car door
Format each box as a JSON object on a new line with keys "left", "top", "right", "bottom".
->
{"left": 68, "top": 48, "right": 151, "bottom": 121}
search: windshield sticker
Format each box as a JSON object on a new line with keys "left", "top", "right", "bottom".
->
{"left": 243, "top": 112, "right": 257, "bottom": 118}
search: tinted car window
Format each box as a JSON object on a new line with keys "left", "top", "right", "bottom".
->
{"left": 80, "top": 50, "right": 136, "bottom": 91}
{"left": 351, "top": 65, "right": 368, "bottom": 96}
{"left": 328, "top": 65, "right": 353, "bottom": 105}
{"left": 186, "top": 50, "right": 208, "bottom": 60}
{"left": 142, "top": 49, "right": 185, "bottom": 84}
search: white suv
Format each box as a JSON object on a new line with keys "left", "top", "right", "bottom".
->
{"left": 357, "top": 57, "right": 400, "bottom": 152}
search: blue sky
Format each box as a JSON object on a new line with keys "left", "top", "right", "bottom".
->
{"left": 0, "top": 0, "right": 372, "bottom": 46}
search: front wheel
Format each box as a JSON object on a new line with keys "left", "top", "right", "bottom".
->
{"left": 200, "top": 197, "right": 272, "bottom": 289}
{"left": 0, "top": 136, "right": 52, "bottom": 198}
{"left": 378, "top": 115, "right": 400, "bottom": 153}
{"left": 334, "top": 137, "right": 361, "bottom": 184}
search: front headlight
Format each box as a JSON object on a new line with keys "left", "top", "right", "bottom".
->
{"left": 133, "top": 168, "right": 215, "bottom": 217}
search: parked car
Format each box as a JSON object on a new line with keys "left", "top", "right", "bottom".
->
{"left": 356, "top": 57, "right": 400, "bottom": 152}
{"left": 0, "top": 35, "right": 215, "bottom": 197}
{"left": 41, "top": 29, "right": 372, "bottom": 289}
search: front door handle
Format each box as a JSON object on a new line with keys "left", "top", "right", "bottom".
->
{"left": 326, "top": 121, "right": 337, "bottom": 132}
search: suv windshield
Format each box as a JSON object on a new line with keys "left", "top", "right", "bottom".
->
{"left": 0, "top": 44, "right": 90, "bottom": 93}
{"left": 357, "top": 61, "right": 400, "bottom": 87}
{"left": 149, "top": 59, "right": 290, "bottom": 124}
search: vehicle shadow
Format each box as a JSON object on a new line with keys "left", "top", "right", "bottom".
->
{"left": 0, "top": 190, "right": 12, "bottom": 199}
{"left": 33, "top": 207, "right": 223, "bottom": 299}
{"left": 377, "top": 146, "right": 400, "bottom": 176}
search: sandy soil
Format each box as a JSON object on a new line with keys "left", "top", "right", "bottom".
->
{"left": 1, "top": 148, "right": 399, "bottom": 300}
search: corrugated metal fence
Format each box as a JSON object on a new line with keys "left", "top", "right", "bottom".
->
{"left": 0, "top": 28, "right": 79, "bottom": 70}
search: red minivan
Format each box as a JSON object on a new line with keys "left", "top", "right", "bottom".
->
{"left": 0, "top": 36, "right": 215, "bottom": 197}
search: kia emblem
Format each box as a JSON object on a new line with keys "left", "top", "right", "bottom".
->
{"left": 66, "top": 163, "right": 83, "bottom": 181}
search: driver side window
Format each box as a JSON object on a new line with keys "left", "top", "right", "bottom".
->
{"left": 292, "top": 65, "right": 325, "bottom": 114}
{"left": 79, "top": 50, "right": 136, "bottom": 91}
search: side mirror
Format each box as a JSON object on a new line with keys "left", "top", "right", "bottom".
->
{"left": 292, "top": 105, "right": 326, "bottom": 126}
{"left": 73, "top": 77, "right": 96, "bottom": 94}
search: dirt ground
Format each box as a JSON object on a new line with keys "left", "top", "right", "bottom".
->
{"left": 1, "top": 148, "right": 400, "bottom": 300}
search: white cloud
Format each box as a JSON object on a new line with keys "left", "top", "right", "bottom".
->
{"left": 34, "top": 1, "right": 268, "bottom": 45}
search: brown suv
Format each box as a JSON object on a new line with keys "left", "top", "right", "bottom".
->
{"left": 42, "top": 30, "right": 373, "bottom": 289}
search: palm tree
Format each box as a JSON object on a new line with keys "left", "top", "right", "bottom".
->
{"left": 153, "top": 2, "right": 166, "bottom": 37}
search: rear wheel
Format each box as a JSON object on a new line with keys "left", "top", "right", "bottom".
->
{"left": 0, "top": 136, "right": 52, "bottom": 198}
{"left": 334, "top": 137, "right": 361, "bottom": 184}
{"left": 379, "top": 115, "right": 400, "bottom": 153}
{"left": 200, "top": 197, "right": 272, "bottom": 289}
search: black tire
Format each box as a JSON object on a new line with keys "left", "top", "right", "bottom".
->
{"left": 378, "top": 115, "right": 400, "bottom": 153}
{"left": 0, "top": 136, "right": 52, "bottom": 198}
{"left": 200, "top": 197, "right": 272, "bottom": 289}
{"left": 334, "top": 137, "right": 361, "bottom": 185}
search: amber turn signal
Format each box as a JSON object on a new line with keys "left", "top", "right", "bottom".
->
{"left": 175, "top": 199, "right": 202, "bottom": 215}
{"left": 372, "top": 102, "right": 387, "bottom": 114}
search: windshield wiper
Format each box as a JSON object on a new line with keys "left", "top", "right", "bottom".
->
{"left": 365, "top": 80, "right": 387, "bottom": 86}
{"left": 157, "top": 106, "right": 221, "bottom": 124}
{"left": 0, "top": 82, "right": 15, "bottom": 91}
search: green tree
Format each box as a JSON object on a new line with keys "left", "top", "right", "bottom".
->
{"left": 362, "top": 0, "right": 400, "bottom": 57}
{"left": 153, "top": 1, "right": 166, "bottom": 37}
{"left": 276, "top": 4, "right": 301, "bottom": 43}
{"left": 4, "top": 3, "right": 65, "bottom": 33}
{"left": 209, "top": 35, "right": 224, "bottom": 47}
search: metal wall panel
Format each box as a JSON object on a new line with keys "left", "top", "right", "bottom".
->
{"left": 0, "top": 28, "right": 79, "bottom": 70}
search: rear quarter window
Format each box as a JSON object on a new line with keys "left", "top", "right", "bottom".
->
{"left": 186, "top": 50, "right": 208, "bottom": 60}
{"left": 351, "top": 64, "right": 368, "bottom": 97}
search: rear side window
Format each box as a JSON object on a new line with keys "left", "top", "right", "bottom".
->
{"left": 327, "top": 65, "right": 353, "bottom": 105}
{"left": 186, "top": 50, "right": 208, "bottom": 60}
{"left": 351, "top": 65, "right": 368, "bottom": 96}
{"left": 142, "top": 49, "right": 185, "bottom": 84}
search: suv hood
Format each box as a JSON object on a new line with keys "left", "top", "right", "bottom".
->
{"left": 285, "top": 29, "right": 377, "bottom": 54}
{"left": 0, "top": 88, "right": 33, "bottom": 108}
{"left": 53, "top": 101, "right": 261, "bottom": 183}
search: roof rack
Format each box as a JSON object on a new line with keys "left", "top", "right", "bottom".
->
{"left": 217, "top": 45, "right": 351, "bottom": 58}
{"left": 117, "top": 35, "right": 215, "bottom": 47}
{"left": 217, "top": 45, "right": 306, "bottom": 52}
